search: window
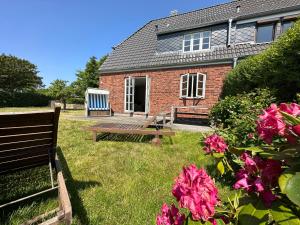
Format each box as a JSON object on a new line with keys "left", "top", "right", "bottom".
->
{"left": 180, "top": 73, "right": 206, "bottom": 98}
{"left": 282, "top": 20, "right": 294, "bottom": 33}
{"left": 256, "top": 23, "right": 274, "bottom": 43}
{"left": 183, "top": 31, "right": 211, "bottom": 52}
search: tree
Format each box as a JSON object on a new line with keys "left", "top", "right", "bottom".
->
{"left": 0, "top": 54, "right": 43, "bottom": 99}
{"left": 47, "top": 79, "right": 70, "bottom": 109}
{"left": 70, "top": 55, "right": 107, "bottom": 103}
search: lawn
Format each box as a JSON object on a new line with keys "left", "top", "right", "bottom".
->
{"left": 0, "top": 108, "right": 233, "bottom": 225}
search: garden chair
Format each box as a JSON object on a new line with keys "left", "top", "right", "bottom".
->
{"left": 0, "top": 107, "right": 72, "bottom": 225}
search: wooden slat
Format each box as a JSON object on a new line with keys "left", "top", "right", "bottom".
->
{"left": 0, "top": 132, "right": 53, "bottom": 144}
{"left": 0, "top": 154, "right": 49, "bottom": 174}
{"left": 88, "top": 127, "right": 175, "bottom": 136}
{"left": 143, "top": 115, "right": 157, "bottom": 128}
{"left": 0, "top": 125, "right": 53, "bottom": 136}
{"left": 52, "top": 107, "right": 60, "bottom": 148}
{"left": 0, "top": 139, "right": 53, "bottom": 151}
{"left": 0, "top": 112, "right": 54, "bottom": 128}
{"left": 0, "top": 145, "right": 50, "bottom": 161}
{"left": 55, "top": 154, "right": 72, "bottom": 225}
{"left": 176, "top": 112, "right": 209, "bottom": 116}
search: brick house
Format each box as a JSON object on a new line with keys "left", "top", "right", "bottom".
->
{"left": 99, "top": 0, "right": 300, "bottom": 116}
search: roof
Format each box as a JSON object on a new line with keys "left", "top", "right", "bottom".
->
{"left": 100, "top": 0, "right": 300, "bottom": 74}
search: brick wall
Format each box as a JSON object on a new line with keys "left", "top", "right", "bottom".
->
{"left": 99, "top": 64, "right": 232, "bottom": 115}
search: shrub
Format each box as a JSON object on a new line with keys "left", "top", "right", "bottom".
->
{"left": 222, "top": 20, "right": 300, "bottom": 102}
{"left": 210, "top": 89, "right": 276, "bottom": 146}
{"left": 156, "top": 103, "right": 300, "bottom": 225}
{"left": 0, "top": 91, "right": 51, "bottom": 107}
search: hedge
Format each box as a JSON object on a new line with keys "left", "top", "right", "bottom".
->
{"left": 0, "top": 91, "right": 51, "bottom": 107}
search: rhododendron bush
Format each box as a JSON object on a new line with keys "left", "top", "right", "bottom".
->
{"left": 156, "top": 103, "right": 300, "bottom": 225}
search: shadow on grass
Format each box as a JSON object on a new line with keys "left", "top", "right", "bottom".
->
{"left": 0, "top": 149, "right": 100, "bottom": 225}
{"left": 96, "top": 133, "right": 154, "bottom": 143}
{"left": 57, "top": 147, "right": 101, "bottom": 225}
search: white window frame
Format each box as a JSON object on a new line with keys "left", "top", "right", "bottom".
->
{"left": 182, "top": 31, "right": 211, "bottom": 52}
{"left": 180, "top": 73, "right": 206, "bottom": 99}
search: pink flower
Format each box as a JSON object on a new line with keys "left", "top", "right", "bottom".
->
{"left": 261, "top": 190, "right": 277, "bottom": 207}
{"left": 156, "top": 203, "right": 185, "bottom": 225}
{"left": 172, "top": 165, "right": 219, "bottom": 221}
{"left": 233, "top": 154, "right": 281, "bottom": 207}
{"left": 292, "top": 124, "right": 300, "bottom": 136}
{"left": 233, "top": 169, "right": 253, "bottom": 192}
{"left": 241, "top": 153, "right": 258, "bottom": 174}
{"left": 203, "top": 134, "right": 228, "bottom": 153}
{"left": 257, "top": 104, "right": 286, "bottom": 144}
{"left": 279, "top": 103, "right": 300, "bottom": 116}
{"left": 254, "top": 177, "right": 265, "bottom": 192}
{"left": 260, "top": 159, "right": 282, "bottom": 187}
{"left": 247, "top": 133, "right": 254, "bottom": 139}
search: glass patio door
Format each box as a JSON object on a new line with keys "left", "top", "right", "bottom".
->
{"left": 124, "top": 77, "right": 134, "bottom": 112}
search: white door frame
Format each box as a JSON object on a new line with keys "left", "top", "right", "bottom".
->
{"left": 124, "top": 76, "right": 150, "bottom": 114}
{"left": 124, "top": 77, "right": 135, "bottom": 112}
{"left": 145, "top": 75, "right": 151, "bottom": 114}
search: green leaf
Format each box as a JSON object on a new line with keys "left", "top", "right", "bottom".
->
{"left": 217, "top": 161, "right": 225, "bottom": 175}
{"left": 281, "top": 111, "right": 300, "bottom": 126}
{"left": 213, "top": 153, "right": 224, "bottom": 158}
{"left": 279, "top": 170, "right": 295, "bottom": 194}
{"left": 186, "top": 218, "right": 202, "bottom": 225}
{"left": 215, "top": 218, "right": 226, "bottom": 225}
{"left": 270, "top": 201, "right": 300, "bottom": 225}
{"left": 234, "top": 146, "right": 264, "bottom": 153}
{"left": 286, "top": 173, "right": 300, "bottom": 207}
{"left": 238, "top": 200, "right": 269, "bottom": 225}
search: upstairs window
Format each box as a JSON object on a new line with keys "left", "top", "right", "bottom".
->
{"left": 282, "top": 20, "right": 294, "bottom": 33}
{"left": 183, "top": 31, "right": 211, "bottom": 52}
{"left": 256, "top": 23, "right": 274, "bottom": 43}
{"left": 180, "top": 73, "right": 206, "bottom": 98}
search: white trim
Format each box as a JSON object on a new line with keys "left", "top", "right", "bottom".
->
{"left": 196, "top": 73, "right": 206, "bottom": 98}
{"left": 228, "top": 18, "right": 233, "bottom": 46}
{"left": 124, "top": 77, "right": 135, "bottom": 112}
{"left": 180, "top": 74, "right": 188, "bottom": 98}
{"left": 236, "top": 10, "right": 300, "bottom": 25}
{"left": 182, "top": 30, "right": 212, "bottom": 53}
{"left": 145, "top": 76, "right": 151, "bottom": 114}
{"left": 180, "top": 73, "right": 206, "bottom": 99}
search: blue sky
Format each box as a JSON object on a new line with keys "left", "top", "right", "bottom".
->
{"left": 0, "top": 0, "right": 229, "bottom": 86}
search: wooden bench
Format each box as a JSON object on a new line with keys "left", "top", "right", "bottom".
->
{"left": 170, "top": 105, "right": 209, "bottom": 126}
{"left": 0, "top": 107, "right": 72, "bottom": 225}
{"left": 86, "top": 113, "right": 175, "bottom": 145}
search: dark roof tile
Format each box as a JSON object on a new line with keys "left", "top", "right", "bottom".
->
{"left": 100, "top": 0, "right": 300, "bottom": 73}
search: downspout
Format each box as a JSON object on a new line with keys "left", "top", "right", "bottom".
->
{"left": 227, "top": 18, "right": 233, "bottom": 47}
{"left": 233, "top": 57, "right": 238, "bottom": 68}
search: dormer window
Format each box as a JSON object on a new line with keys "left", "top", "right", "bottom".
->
{"left": 183, "top": 31, "right": 211, "bottom": 52}
{"left": 256, "top": 23, "right": 274, "bottom": 43}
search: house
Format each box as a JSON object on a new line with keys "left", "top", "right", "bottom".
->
{"left": 99, "top": 0, "right": 300, "bottom": 117}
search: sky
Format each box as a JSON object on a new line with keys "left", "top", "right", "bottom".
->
{"left": 0, "top": 0, "right": 230, "bottom": 86}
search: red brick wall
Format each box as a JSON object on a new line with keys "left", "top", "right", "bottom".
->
{"left": 99, "top": 64, "right": 232, "bottom": 115}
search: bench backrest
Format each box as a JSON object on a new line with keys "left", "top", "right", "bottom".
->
{"left": 0, "top": 107, "right": 60, "bottom": 175}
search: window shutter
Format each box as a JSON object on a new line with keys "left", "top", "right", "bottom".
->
{"left": 196, "top": 73, "right": 206, "bottom": 98}
{"left": 180, "top": 74, "right": 188, "bottom": 98}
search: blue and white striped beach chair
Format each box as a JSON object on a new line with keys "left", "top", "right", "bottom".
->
{"left": 85, "top": 88, "right": 111, "bottom": 117}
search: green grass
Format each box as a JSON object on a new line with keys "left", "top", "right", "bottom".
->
{"left": 0, "top": 108, "right": 233, "bottom": 225}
